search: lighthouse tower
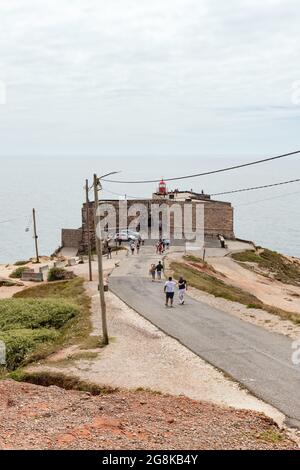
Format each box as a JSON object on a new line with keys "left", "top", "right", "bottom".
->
{"left": 157, "top": 178, "right": 167, "bottom": 196}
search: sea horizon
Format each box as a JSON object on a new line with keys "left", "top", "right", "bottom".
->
{"left": 0, "top": 155, "right": 299, "bottom": 264}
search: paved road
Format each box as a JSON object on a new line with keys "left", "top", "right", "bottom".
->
{"left": 109, "top": 249, "right": 300, "bottom": 428}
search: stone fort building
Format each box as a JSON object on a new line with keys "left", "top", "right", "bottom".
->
{"left": 61, "top": 180, "right": 235, "bottom": 253}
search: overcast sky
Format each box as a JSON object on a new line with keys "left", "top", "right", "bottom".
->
{"left": 0, "top": 0, "right": 299, "bottom": 159}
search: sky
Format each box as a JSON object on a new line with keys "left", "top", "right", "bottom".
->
{"left": 0, "top": 0, "right": 299, "bottom": 160}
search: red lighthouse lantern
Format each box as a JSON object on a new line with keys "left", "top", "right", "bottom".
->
{"left": 158, "top": 178, "right": 167, "bottom": 195}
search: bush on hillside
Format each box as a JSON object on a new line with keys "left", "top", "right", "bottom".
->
{"left": 0, "top": 278, "right": 90, "bottom": 372}
{"left": 0, "top": 298, "right": 79, "bottom": 331}
{"left": 9, "top": 266, "right": 28, "bottom": 279}
{"left": 0, "top": 328, "right": 59, "bottom": 370}
{"left": 14, "top": 260, "right": 30, "bottom": 266}
{"left": 47, "top": 267, "right": 75, "bottom": 282}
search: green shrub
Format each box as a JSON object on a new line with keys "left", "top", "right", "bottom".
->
{"left": 47, "top": 267, "right": 74, "bottom": 282}
{"left": 0, "top": 329, "right": 59, "bottom": 370}
{"left": 14, "top": 260, "right": 30, "bottom": 266}
{"left": 0, "top": 298, "right": 79, "bottom": 331}
{"left": 9, "top": 266, "right": 28, "bottom": 279}
{"left": 0, "top": 278, "right": 91, "bottom": 372}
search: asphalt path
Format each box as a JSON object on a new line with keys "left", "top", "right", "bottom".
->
{"left": 109, "top": 251, "right": 300, "bottom": 428}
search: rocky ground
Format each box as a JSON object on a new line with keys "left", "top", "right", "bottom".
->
{"left": 0, "top": 380, "right": 297, "bottom": 450}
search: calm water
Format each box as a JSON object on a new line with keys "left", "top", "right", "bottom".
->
{"left": 0, "top": 155, "right": 299, "bottom": 263}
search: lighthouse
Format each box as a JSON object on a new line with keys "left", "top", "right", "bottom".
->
{"left": 157, "top": 178, "right": 167, "bottom": 196}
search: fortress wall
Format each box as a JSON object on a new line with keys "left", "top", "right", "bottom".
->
{"left": 78, "top": 199, "right": 234, "bottom": 252}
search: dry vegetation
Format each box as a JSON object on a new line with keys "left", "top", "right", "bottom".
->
{"left": 171, "top": 255, "right": 300, "bottom": 325}
{"left": 231, "top": 248, "right": 300, "bottom": 286}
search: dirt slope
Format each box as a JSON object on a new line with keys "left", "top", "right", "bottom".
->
{"left": 0, "top": 380, "right": 297, "bottom": 450}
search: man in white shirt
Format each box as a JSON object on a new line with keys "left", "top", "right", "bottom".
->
{"left": 164, "top": 276, "right": 176, "bottom": 307}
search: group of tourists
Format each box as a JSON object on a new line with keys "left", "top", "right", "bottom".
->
{"left": 164, "top": 276, "right": 188, "bottom": 307}
{"left": 149, "top": 260, "right": 187, "bottom": 307}
{"left": 129, "top": 237, "right": 143, "bottom": 255}
{"left": 149, "top": 261, "right": 164, "bottom": 281}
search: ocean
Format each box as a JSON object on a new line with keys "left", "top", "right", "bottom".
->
{"left": 0, "top": 155, "right": 299, "bottom": 264}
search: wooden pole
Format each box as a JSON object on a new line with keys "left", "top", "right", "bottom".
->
{"left": 32, "top": 208, "right": 40, "bottom": 263}
{"left": 93, "top": 174, "right": 109, "bottom": 345}
{"left": 85, "top": 179, "right": 93, "bottom": 282}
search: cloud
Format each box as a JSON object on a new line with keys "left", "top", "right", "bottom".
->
{"left": 0, "top": 0, "right": 299, "bottom": 156}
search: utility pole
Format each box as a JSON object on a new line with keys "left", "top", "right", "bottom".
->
{"left": 85, "top": 179, "right": 93, "bottom": 282}
{"left": 32, "top": 208, "right": 40, "bottom": 263}
{"left": 93, "top": 173, "right": 109, "bottom": 345}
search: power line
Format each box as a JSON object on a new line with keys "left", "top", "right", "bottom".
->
{"left": 211, "top": 178, "right": 300, "bottom": 196}
{"left": 103, "top": 177, "right": 300, "bottom": 200}
{"left": 102, "top": 150, "right": 300, "bottom": 184}
{"left": 235, "top": 190, "right": 300, "bottom": 207}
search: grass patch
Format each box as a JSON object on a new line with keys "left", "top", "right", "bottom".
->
{"left": 171, "top": 261, "right": 259, "bottom": 305}
{"left": 184, "top": 254, "right": 206, "bottom": 264}
{"left": 171, "top": 261, "right": 300, "bottom": 325}
{"left": 80, "top": 335, "right": 104, "bottom": 349}
{"left": 231, "top": 251, "right": 262, "bottom": 263}
{"left": 247, "top": 303, "right": 262, "bottom": 309}
{"left": 0, "top": 278, "right": 92, "bottom": 371}
{"left": 231, "top": 249, "right": 300, "bottom": 286}
{"left": 134, "top": 387, "right": 162, "bottom": 395}
{"left": 10, "top": 370, "right": 116, "bottom": 395}
{"left": 69, "top": 351, "right": 99, "bottom": 361}
{"left": 14, "top": 260, "right": 30, "bottom": 266}
{"left": 257, "top": 429, "right": 284, "bottom": 443}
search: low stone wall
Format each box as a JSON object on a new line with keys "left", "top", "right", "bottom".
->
{"left": 21, "top": 271, "right": 43, "bottom": 282}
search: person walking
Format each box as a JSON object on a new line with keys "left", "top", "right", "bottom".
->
{"left": 136, "top": 240, "right": 141, "bottom": 254}
{"left": 162, "top": 239, "right": 168, "bottom": 251}
{"left": 130, "top": 241, "right": 135, "bottom": 255}
{"left": 164, "top": 276, "right": 176, "bottom": 307}
{"left": 178, "top": 277, "right": 188, "bottom": 305}
{"left": 218, "top": 234, "right": 226, "bottom": 249}
{"left": 149, "top": 263, "right": 156, "bottom": 282}
{"left": 156, "top": 261, "right": 164, "bottom": 281}
{"left": 107, "top": 244, "right": 112, "bottom": 259}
